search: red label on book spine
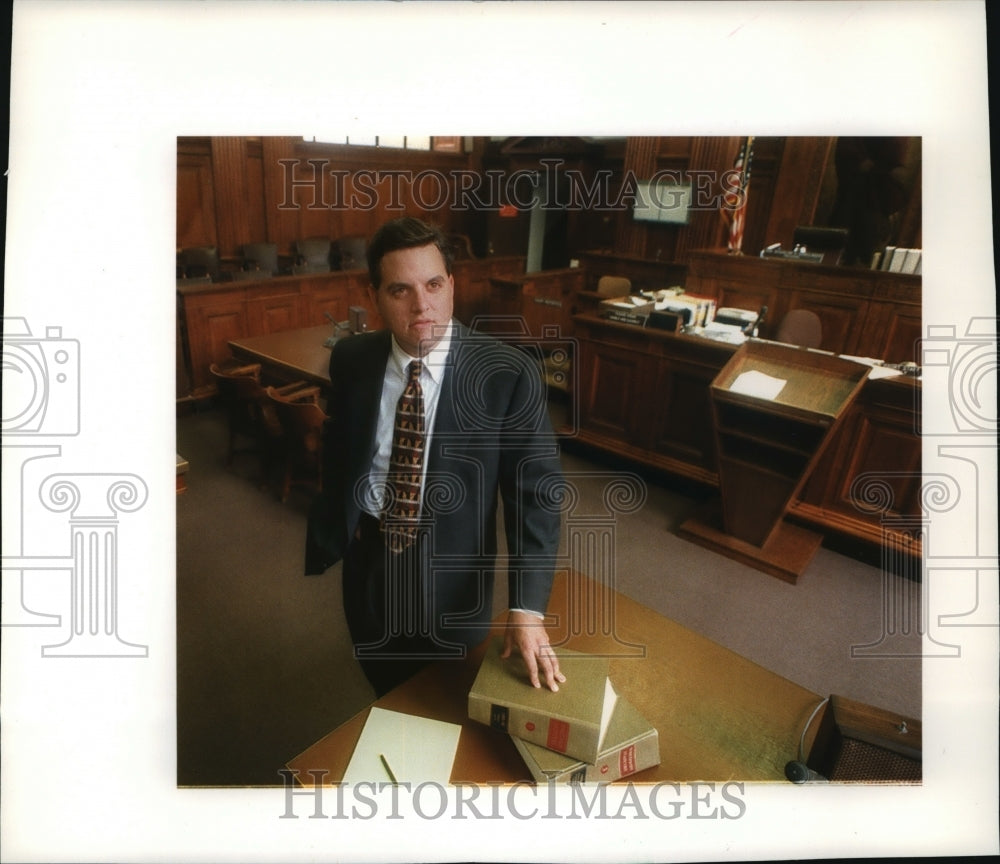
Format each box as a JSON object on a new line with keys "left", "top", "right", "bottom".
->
{"left": 619, "top": 745, "right": 637, "bottom": 777}
{"left": 546, "top": 718, "right": 570, "bottom": 752}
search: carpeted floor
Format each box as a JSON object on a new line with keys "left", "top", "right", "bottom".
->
{"left": 176, "top": 400, "right": 922, "bottom": 787}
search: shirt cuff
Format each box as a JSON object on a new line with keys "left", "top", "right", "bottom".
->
{"left": 508, "top": 608, "right": 545, "bottom": 620}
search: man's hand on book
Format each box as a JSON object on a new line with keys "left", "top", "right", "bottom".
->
{"left": 501, "top": 611, "right": 566, "bottom": 692}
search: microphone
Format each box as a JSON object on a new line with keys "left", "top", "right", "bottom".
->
{"left": 324, "top": 310, "right": 351, "bottom": 335}
{"left": 785, "top": 695, "right": 830, "bottom": 784}
{"left": 784, "top": 760, "right": 828, "bottom": 784}
{"left": 755, "top": 305, "right": 768, "bottom": 336}
{"left": 745, "top": 305, "right": 767, "bottom": 337}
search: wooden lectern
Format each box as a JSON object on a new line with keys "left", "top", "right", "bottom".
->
{"left": 679, "top": 340, "right": 870, "bottom": 582}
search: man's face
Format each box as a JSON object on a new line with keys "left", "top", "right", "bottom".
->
{"left": 369, "top": 243, "right": 454, "bottom": 357}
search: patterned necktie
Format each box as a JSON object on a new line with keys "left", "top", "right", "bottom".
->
{"left": 382, "top": 359, "right": 425, "bottom": 552}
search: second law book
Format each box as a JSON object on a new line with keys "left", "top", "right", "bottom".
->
{"left": 512, "top": 696, "right": 660, "bottom": 784}
{"left": 468, "top": 638, "right": 616, "bottom": 764}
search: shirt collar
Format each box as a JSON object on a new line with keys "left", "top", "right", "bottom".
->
{"left": 389, "top": 319, "right": 453, "bottom": 385}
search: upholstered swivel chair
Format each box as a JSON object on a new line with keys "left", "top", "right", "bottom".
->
{"left": 792, "top": 226, "right": 848, "bottom": 266}
{"left": 178, "top": 246, "right": 221, "bottom": 281}
{"left": 333, "top": 235, "right": 368, "bottom": 271}
{"left": 264, "top": 385, "right": 328, "bottom": 502}
{"left": 596, "top": 275, "right": 632, "bottom": 297}
{"left": 775, "top": 309, "right": 823, "bottom": 349}
{"left": 293, "top": 238, "right": 333, "bottom": 274}
{"left": 240, "top": 242, "right": 279, "bottom": 277}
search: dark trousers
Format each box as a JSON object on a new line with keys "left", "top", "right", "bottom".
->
{"left": 342, "top": 513, "right": 448, "bottom": 698}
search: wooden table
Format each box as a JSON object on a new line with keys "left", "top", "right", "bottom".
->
{"left": 228, "top": 324, "right": 335, "bottom": 389}
{"left": 286, "top": 572, "right": 825, "bottom": 785}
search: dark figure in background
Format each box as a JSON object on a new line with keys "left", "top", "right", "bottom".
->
{"left": 305, "top": 217, "right": 565, "bottom": 697}
{"left": 829, "top": 137, "right": 909, "bottom": 267}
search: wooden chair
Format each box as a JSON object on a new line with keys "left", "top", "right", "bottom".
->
{"left": 265, "top": 385, "right": 328, "bottom": 502}
{"left": 447, "top": 233, "right": 476, "bottom": 261}
{"left": 775, "top": 309, "right": 823, "bottom": 349}
{"left": 208, "top": 362, "right": 307, "bottom": 489}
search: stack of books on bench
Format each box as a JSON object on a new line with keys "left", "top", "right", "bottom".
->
{"left": 468, "top": 639, "right": 660, "bottom": 783}
{"left": 598, "top": 295, "right": 655, "bottom": 327}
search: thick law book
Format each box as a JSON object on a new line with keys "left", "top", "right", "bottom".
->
{"left": 512, "top": 695, "right": 660, "bottom": 784}
{"left": 468, "top": 638, "right": 616, "bottom": 764}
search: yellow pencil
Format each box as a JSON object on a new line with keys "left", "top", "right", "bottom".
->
{"left": 379, "top": 753, "right": 397, "bottom": 784}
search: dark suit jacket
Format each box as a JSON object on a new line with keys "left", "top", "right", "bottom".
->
{"left": 305, "top": 322, "right": 563, "bottom": 647}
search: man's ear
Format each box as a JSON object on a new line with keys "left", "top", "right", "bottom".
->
{"left": 366, "top": 283, "right": 378, "bottom": 305}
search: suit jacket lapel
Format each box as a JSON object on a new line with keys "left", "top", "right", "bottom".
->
{"left": 347, "top": 332, "right": 391, "bottom": 509}
{"left": 362, "top": 331, "right": 391, "bottom": 448}
{"left": 427, "top": 323, "right": 466, "bottom": 474}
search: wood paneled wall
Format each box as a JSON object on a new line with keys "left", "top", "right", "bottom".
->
{"left": 178, "top": 136, "right": 920, "bottom": 269}
{"left": 612, "top": 137, "right": 831, "bottom": 265}
{"left": 177, "top": 137, "right": 477, "bottom": 259}
{"left": 177, "top": 146, "right": 218, "bottom": 249}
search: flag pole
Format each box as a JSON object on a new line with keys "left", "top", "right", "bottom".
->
{"left": 726, "top": 136, "right": 754, "bottom": 255}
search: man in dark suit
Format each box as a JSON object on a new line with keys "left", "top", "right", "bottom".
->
{"left": 305, "top": 217, "right": 565, "bottom": 697}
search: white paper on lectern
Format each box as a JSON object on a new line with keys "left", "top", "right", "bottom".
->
{"left": 729, "top": 370, "right": 787, "bottom": 400}
{"left": 341, "top": 707, "right": 462, "bottom": 785}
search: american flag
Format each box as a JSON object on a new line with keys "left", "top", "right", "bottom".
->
{"left": 725, "top": 136, "right": 754, "bottom": 254}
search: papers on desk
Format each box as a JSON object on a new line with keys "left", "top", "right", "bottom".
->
{"left": 341, "top": 707, "right": 462, "bottom": 786}
{"left": 729, "top": 369, "right": 787, "bottom": 400}
{"left": 685, "top": 322, "right": 748, "bottom": 345}
{"left": 866, "top": 366, "right": 905, "bottom": 380}
{"left": 839, "top": 355, "right": 904, "bottom": 379}
{"left": 703, "top": 321, "right": 745, "bottom": 334}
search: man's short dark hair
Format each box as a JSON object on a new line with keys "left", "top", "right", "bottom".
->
{"left": 367, "top": 217, "right": 454, "bottom": 289}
